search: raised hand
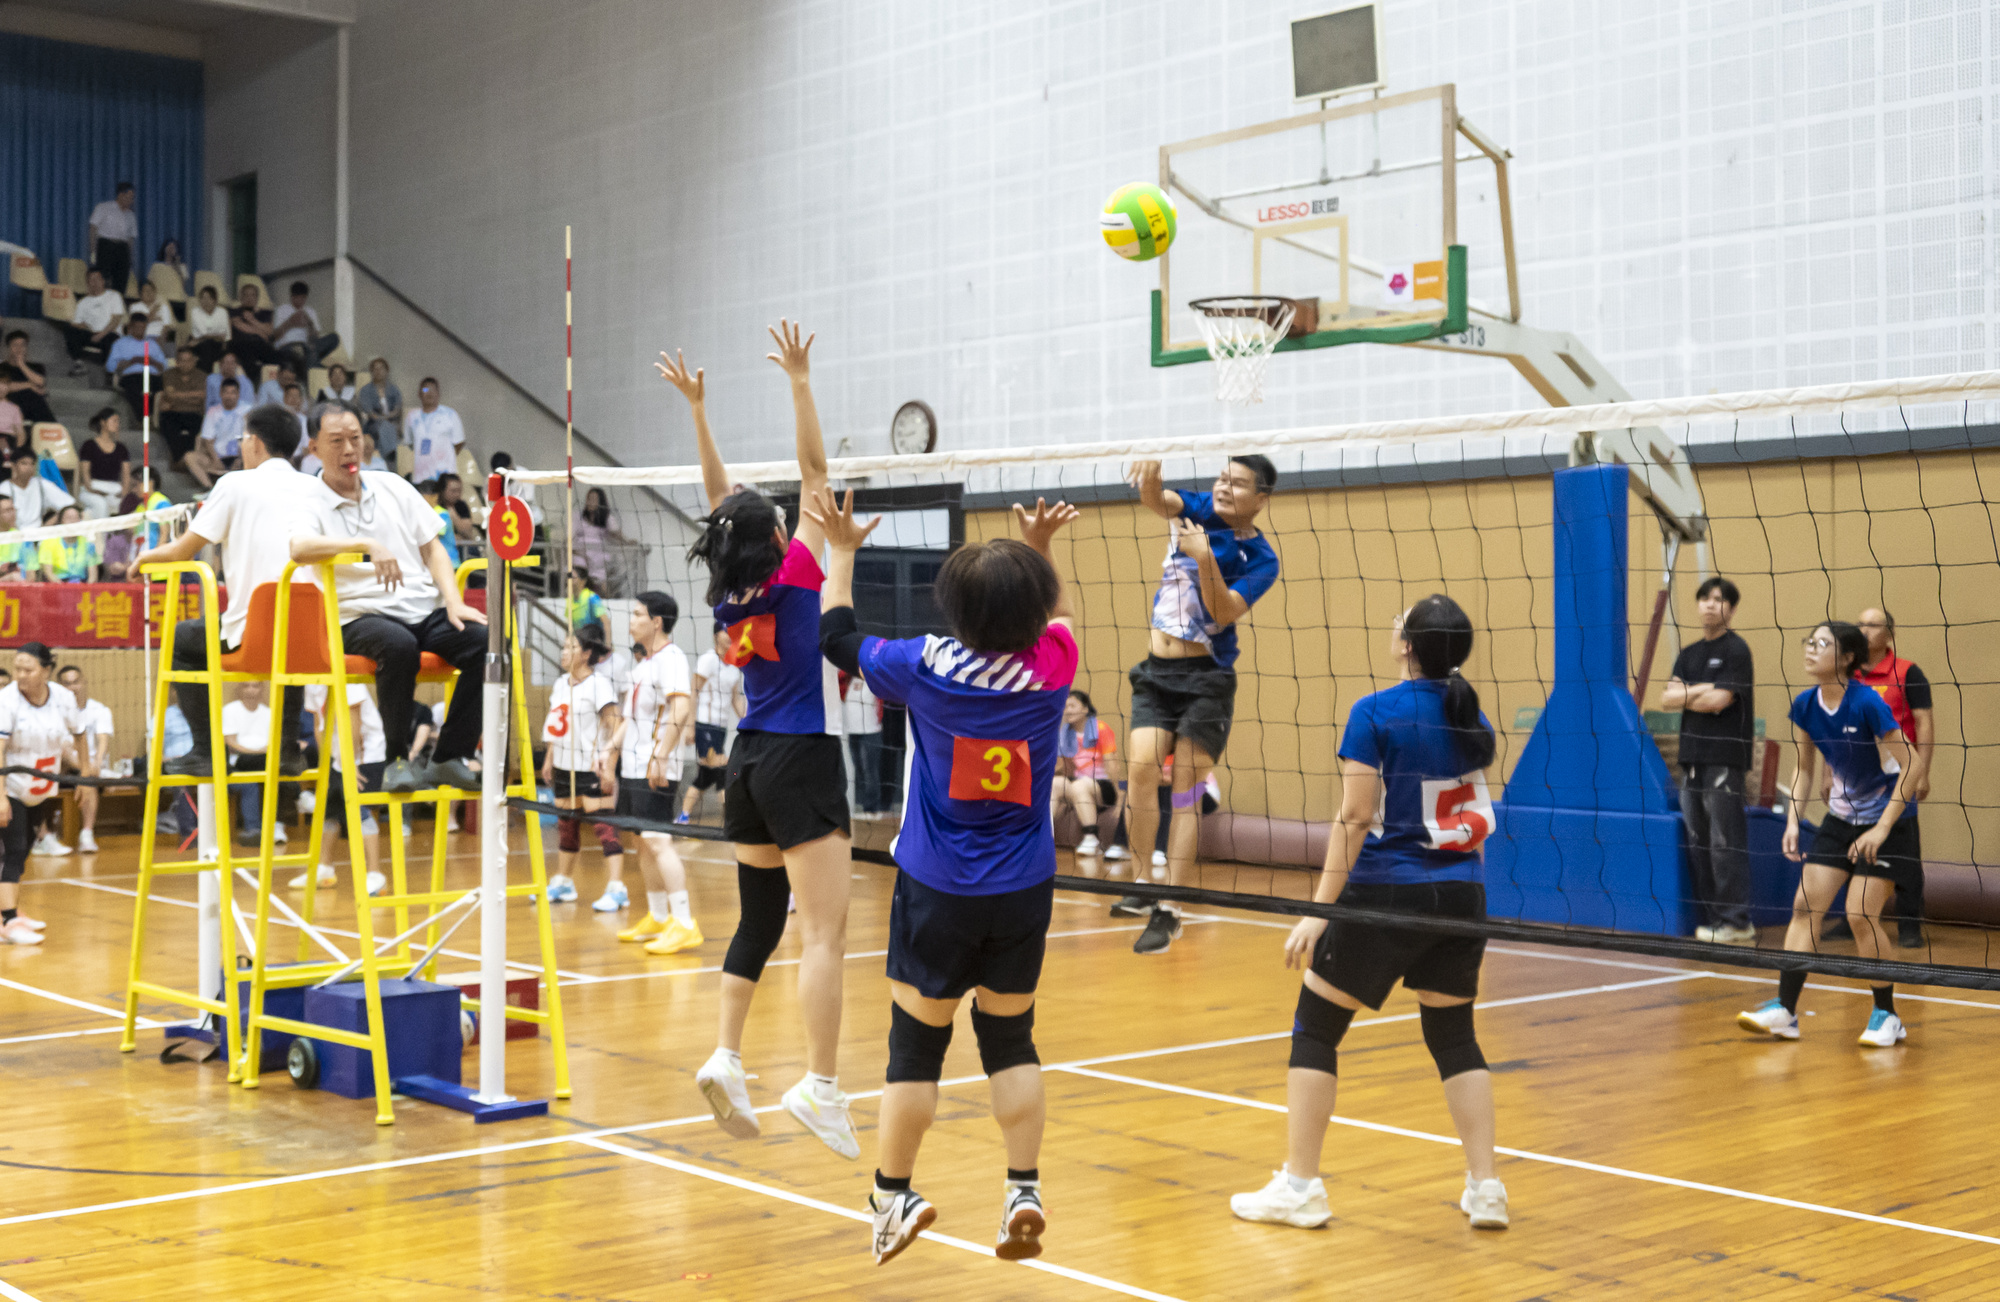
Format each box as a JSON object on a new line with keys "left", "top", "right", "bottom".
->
{"left": 1013, "top": 497, "right": 1080, "bottom": 552}
{"left": 764, "top": 319, "right": 815, "bottom": 380}
{"left": 800, "top": 487, "right": 881, "bottom": 552}
{"left": 1127, "top": 460, "right": 1163, "bottom": 494}
{"left": 655, "top": 350, "right": 705, "bottom": 405}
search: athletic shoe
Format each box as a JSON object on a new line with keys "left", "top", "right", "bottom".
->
{"left": 422, "top": 758, "right": 481, "bottom": 791}
{"left": 1108, "top": 895, "right": 1148, "bottom": 918}
{"left": 617, "top": 913, "right": 670, "bottom": 943}
{"left": 1858, "top": 1009, "right": 1907, "bottom": 1047}
{"left": 591, "top": 881, "right": 629, "bottom": 913}
{"left": 786, "top": 893, "right": 796, "bottom": 914}
{"left": 1, "top": 918, "right": 45, "bottom": 946}
{"left": 272, "top": 824, "right": 289, "bottom": 846}
{"left": 1737, "top": 999, "right": 1800, "bottom": 1039}
{"left": 10, "top": 913, "right": 44, "bottom": 930}
{"left": 782, "top": 1077, "right": 861, "bottom": 1160}
{"left": 869, "top": 1187, "right": 935, "bottom": 1266}
{"left": 163, "top": 754, "right": 213, "bottom": 778}
{"left": 380, "top": 759, "right": 423, "bottom": 794}
{"left": 1229, "top": 1170, "right": 1330, "bottom": 1228}
{"left": 1133, "top": 906, "right": 1181, "bottom": 955}
{"left": 365, "top": 870, "right": 388, "bottom": 897}
{"left": 673, "top": 812, "right": 691, "bottom": 825}
{"left": 1898, "top": 921, "right": 1926, "bottom": 950}
{"left": 1150, "top": 850, "right": 1167, "bottom": 869}
{"left": 1075, "top": 834, "right": 1101, "bottom": 856}
{"left": 31, "top": 833, "right": 72, "bottom": 857}
{"left": 644, "top": 917, "right": 705, "bottom": 955}
{"left": 995, "top": 1182, "right": 1045, "bottom": 1260}
{"left": 289, "top": 865, "right": 337, "bottom": 890}
{"left": 1694, "top": 925, "right": 1715, "bottom": 942}
{"left": 1103, "top": 844, "right": 1130, "bottom": 861}
{"left": 695, "top": 1047, "right": 760, "bottom": 1139}
{"left": 1460, "top": 1174, "right": 1510, "bottom": 1229}
{"left": 296, "top": 790, "right": 316, "bottom": 816}
{"left": 546, "top": 876, "right": 578, "bottom": 903}
{"left": 1711, "top": 924, "right": 1758, "bottom": 946}
{"left": 76, "top": 830, "right": 99, "bottom": 853}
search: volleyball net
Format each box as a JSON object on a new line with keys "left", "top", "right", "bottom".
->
{"left": 507, "top": 371, "right": 2000, "bottom": 989}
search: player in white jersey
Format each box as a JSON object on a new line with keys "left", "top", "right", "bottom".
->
{"left": 681, "top": 625, "right": 747, "bottom": 824}
{"left": 54, "top": 665, "right": 114, "bottom": 855}
{"left": 299, "top": 683, "right": 390, "bottom": 895}
{"left": 0, "top": 643, "right": 90, "bottom": 944}
{"left": 604, "top": 592, "right": 704, "bottom": 953}
{"left": 539, "top": 628, "right": 622, "bottom": 903}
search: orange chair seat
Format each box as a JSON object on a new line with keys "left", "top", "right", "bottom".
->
{"left": 218, "top": 583, "right": 332, "bottom": 675}
{"left": 346, "top": 652, "right": 457, "bottom": 682}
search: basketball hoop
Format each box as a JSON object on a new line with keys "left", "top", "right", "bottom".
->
{"left": 1190, "top": 296, "right": 1297, "bottom": 405}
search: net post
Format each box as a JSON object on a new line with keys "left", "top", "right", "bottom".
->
{"left": 475, "top": 553, "right": 513, "bottom": 1104}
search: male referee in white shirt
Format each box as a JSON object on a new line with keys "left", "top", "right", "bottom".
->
{"left": 290, "top": 401, "right": 488, "bottom": 794}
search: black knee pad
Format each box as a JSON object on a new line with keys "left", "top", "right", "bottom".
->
{"left": 1419, "top": 1001, "right": 1487, "bottom": 1081}
{"left": 594, "top": 821, "right": 623, "bottom": 856}
{"left": 970, "top": 1001, "right": 1039, "bottom": 1077}
{"left": 886, "top": 1002, "right": 955, "bottom": 1083}
{"left": 556, "top": 816, "right": 580, "bottom": 854}
{"left": 722, "top": 862, "right": 791, "bottom": 982}
{"left": 1287, "top": 984, "right": 1355, "bottom": 1075}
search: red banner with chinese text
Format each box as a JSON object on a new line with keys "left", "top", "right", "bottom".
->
{"left": 0, "top": 583, "right": 211, "bottom": 648}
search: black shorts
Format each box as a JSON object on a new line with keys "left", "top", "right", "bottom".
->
{"left": 1807, "top": 813, "right": 1920, "bottom": 882}
{"left": 694, "top": 723, "right": 728, "bottom": 759}
{"left": 887, "top": 869, "right": 1054, "bottom": 1000}
{"left": 1312, "top": 880, "right": 1487, "bottom": 1010}
{"left": 1128, "top": 654, "right": 1236, "bottom": 760}
{"left": 723, "top": 730, "right": 849, "bottom": 850}
{"left": 549, "top": 767, "right": 602, "bottom": 801}
{"left": 325, "top": 760, "right": 386, "bottom": 835}
{"left": 614, "top": 779, "right": 680, "bottom": 826}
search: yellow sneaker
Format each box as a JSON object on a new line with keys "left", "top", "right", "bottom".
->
{"left": 644, "top": 917, "right": 706, "bottom": 955}
{"left": 618, "top": 913, "right": 670, "bottom": 943}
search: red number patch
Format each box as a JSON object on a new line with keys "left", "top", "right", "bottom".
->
{"left": 1421, "top": 775, "right": 1494, "bottom": 851}
{"left": 722, "top": 614, "right": 779, "bottom": 666}
{"left": 547, "top": 704, "right": 570, "bottom": 738}
{"left": 946, "top": 737, "right": 1032, "bottom": 806}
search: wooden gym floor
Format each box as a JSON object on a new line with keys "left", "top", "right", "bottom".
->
{"left": 2, "top": 825, "right": 1997, "bottom": 1301}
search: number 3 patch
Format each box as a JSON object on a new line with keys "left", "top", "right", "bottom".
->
{"left": 947, "top": 736, "right": 1032, "bottom": 806}
{"left": 1421, "top": 774, "right": 1494, "bottom": 851}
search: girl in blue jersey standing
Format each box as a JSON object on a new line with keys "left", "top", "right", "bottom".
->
{"left": 1232, "top": 595, "right": 1510, "bottom": 1232}
{"left": 657, "top": 323, "right": 860, "bottom": 1160}
{"left": 1738, "top": 620, "right": 1916, "bottom": 1047}
{"left": 810, "top": 486, "right": 1080, "bottom": 1267}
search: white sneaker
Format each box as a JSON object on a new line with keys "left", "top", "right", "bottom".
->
{"left": 1694, "top": 924, "right": 1715, "bottom": 942}
{"left": 365, "top": 870, "right": 388, "bottom": 897}
{"left": 289, "top": 865, "right": 337, "bottom": 890}
{"left": 695, "top": 1047, "right": 760, "bottom": 1139}
{"left": 996, "top": 1181, "right": 1045, "bottom": 1260}
{"left": 869, "top": 1187, "right": 935, "bottom": 1266}
{"left": 32, "top": 833, "right": 72, "bottom": 857}
{"left": 786, "top": 893, "right": 796, "bottom": 914}
{"left": 272, "top": 824, "right": 288, "bottom": 846}
{"left": 1075, "top": 834, "right": 1101, "bottom": 856}
{"left": 1712, "top": 924, "right": 1758, "bottom": 946}
{"left": 782, "top": 1076, "right": 860, "bottom": 1160}
{"left": 1, "top": 918, "right": 45, "bottom": 946}
{"left": 76, "top": 830, "right": 99, "bottom": 853}
{"left": 546, "top": 875, "right": 577, "bottom": 903}
{"left": 1150, "top": 850, "right": 1167, "bottom": 869}
{"left": 1858, "top": 1009, "right": 1907, "bottom": 1047}
{"left": 296, "top": 790, "right": 316, "bottom": 816}
{"left": 591, "top": 880, "right": 629, "bottom": 913}
{"left": 9, "top": 913, "right": 44, "bottom": 930}
{"left": 1460, "top": 1174, "right": 1510, "bottom": 1229}
{"left": 1737, "top": 998, "right": 1800, "bottom": 1039}
{"left": 1103, "top": 844, "right": 1130, "bottom": 861}
{"left": 1229, "top": 1169, "right": 1330, "bottom": 1228}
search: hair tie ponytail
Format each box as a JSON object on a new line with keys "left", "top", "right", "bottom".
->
{"left": 1403, "top": 594, "right": 1496, "bottom": 771}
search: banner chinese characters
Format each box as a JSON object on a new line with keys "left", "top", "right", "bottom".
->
{"left": 0, "top": 583, "right": 210, "bottom": 648}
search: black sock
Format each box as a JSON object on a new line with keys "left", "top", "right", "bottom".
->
{"left": 874, "top": 1170, "right": 911, "bottom": 1193}
{"left": 1778, "top": 970, "right": 1807, "bottom": 1014}
{"left": 1007, "top": 1167, "right": 1040, "bottom": 1184}
{"left": 1, "top": 909, "right": 14, "bottom": 924}
{"left": 1872, "top": 985, "right": 1896, "bottom": 1015}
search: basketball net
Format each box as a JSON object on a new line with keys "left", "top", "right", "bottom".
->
{"left": 1192, "top": 298, "right": 1296, "bottom": 405}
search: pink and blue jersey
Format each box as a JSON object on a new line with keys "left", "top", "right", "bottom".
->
{"left": 712, "top": 538, "right": 843, "bottom": 736}
{"left": 859, "top": 624, "right": 1079, "bottom": 895}
{"left": 1337, "top": 679, "right": 1494, "bottom": 886}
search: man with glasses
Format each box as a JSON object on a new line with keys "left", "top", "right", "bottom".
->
{"left": 1851, "top": 606, "right": 1933, "bottom": 948}
{"left": 1663, "top": 577, "right": 1757, "bottom": 945}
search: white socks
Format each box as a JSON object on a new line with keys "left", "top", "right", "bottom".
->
{"left": 668, "top": 890, "right": 692, "bottom": 925}
{"left": 1285, "top": 1168, "right": 1314, "bottom": 1193}
{"left": 647, "top": 890, "right": 670, "bottom": 920}
{"left": 808, "top": 1071, "right": 840, "bottom": 1101}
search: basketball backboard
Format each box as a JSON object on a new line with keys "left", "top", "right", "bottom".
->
{"left": 1290, "top": 2, "right": 1386, "bottom": 102}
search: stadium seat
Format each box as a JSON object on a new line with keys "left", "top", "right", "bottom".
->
{"left": 236, "top": 274, "right": 273, "bottom": 309}
{"left": 9, "top": 253, "right": 47, "bottom": 292}
{"left": 40, "top": 284, "right": 75, "bottom": 322}
{"left": 57, "top": 258, "right": 88, "bottom": 293}
{"left": 456, "top": 447, "right": 480, "bottom": 484}
{"left": 307, "top": 366, "right": 329, "bottom": 398}
{"left": 347, "top": 652, "right": 457, "bottom": 682}
{"left": 148, "top": 262, "right": 187, "bottom": 305}
{"left": 320, "top": 344, "right": 354, "bottom": 371}
{"left": 396, "top": 443, "right": 415, "bottom": 477}
{"left": 32, "top": 423, "right": 78, "bottom": 472}
{"left": 125, "top": 273, "right": 141, "bottom": 299}
{"left": 192, "top": 270, "right": 227, "bottom": 304}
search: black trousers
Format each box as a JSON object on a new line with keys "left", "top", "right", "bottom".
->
{"left": 340, "top": 608, "right": 487, "bottom": 763}
{"left": 159, "top": 410, "right": 203, "bottom": 461}
{"left": 95, "top": 239, "right": 132, "bottom": 293}
{"left": 1, "top": 798, "right": 29, "bottom": 884}
{"left": 61, "top": 323, "right": 114, "bottom": 363}
{"left": 1681, "top": 763, "right": 1751, "bottom": 930}
{"left": 8, "top": 388, "right": 55, "bottom": 424}
{"left": 191, "top": 338, "right": 227, "bottom": 371}
{"left": 172, "top": 617, "right": 303, "bottom": 757}
{"left": 228, "top": 332, "right": 281, "bottom": 371}
{"left": 278, "top": 335, "right": 341, "bottom": 369}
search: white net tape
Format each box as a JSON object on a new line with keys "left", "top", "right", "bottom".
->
{"left": 1194, "top": 301, "right": 1296, "bottom": 405}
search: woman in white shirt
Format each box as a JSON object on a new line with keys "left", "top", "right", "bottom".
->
{"left": 186, "top": 285, "right": 230, "bottom": 371}
{"left": 680, "top": 625, "right": 746, "bottom": 823}
{"left": 540, "top": 628, "right": 622, "bottom": 904}
{"left": 318, "top": 362, "right": 356, "bottom": 403}
{"left": 0, "top": 642, "right": 90, "bottom": 944}
{"left": 300, "top": 682, "right": 390, "bottom": 894}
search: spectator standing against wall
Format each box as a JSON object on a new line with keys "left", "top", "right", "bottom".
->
{"left": 1, "top": 331, "right": 56, "bottom": 425}
{"left": 107, "top": 315, "right": 164, "bottom": 421}
{"left": 87, "top": 184, "right": 137, "bottom": 298}
{"left": 158, "top": 346, "right": 206, "bottom": 467}
{"left": 271, "top": 281, "right": 340, "bottom": 369}
{"left": 405, "top": 378, "right": 464, "bottom": 484}
{"left": 1662, "top": 577, "right": 1757, "bottom": 945}
{"left": 356, "top": 358, "right": 403, "bottom": 453}
{"left": 1853, "top": 607, "right": 1933, "bottom": 949}
{"left": 64, "top": 268, "right": 124, "bottom": 376}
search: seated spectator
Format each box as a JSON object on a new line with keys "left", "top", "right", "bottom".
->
{"left": 361, "top": 427, "right": 389, "bottom": 472}
{"left": 437, "top": 473, "right": 482, "bottom": 548}
{"left": 189, "top": 379, "right": 247, "bottom": 489}
{"left": 107, "top": 314, "right": 165, "bottom": 418}
{"left": 573, "top": 486, "right": 622, "bottom": 584}
{"left": 37, "top": 504, "right": 98, "bottom": 582}
{"left": 0, "top": 445, "right": 72, "bottom": 521}
{"left": 132, "top": 281, "right": 174, "bottom": 340}
{"left": 0, "top": 497, "right": 36, "bottom": 581}
{"left": 1, "top": 331, "right": 56, "bottom": 425}
{"left": 222, "top": 680, "right": 283, "bottom": 846}
{"left": 356, "top": 357, "right": 403, "bottom": 453}
{"left": 417, "top": 479, "right": 461, "bottom": 565}
{"left": 405, "top": 377, "right": 464, "bottom": 483}
{"left": 206, "top": 352, "right": 253, "bottom": 408}
{"left": 187, "top": 285, "right": 230, "bottom": 370}
{"left": 101, "top": 492, "right": 144, "bottom": 580}
{"left": 319, "top": 362, "right": 355, "bottom": 402}
{"left": 280, "top": 381, "right": 309, "bottom": 440}
{"left": 158, "top": 346, "right": 207, "bottom": 468}
{"left": 256, "top": 361, "right": 298, "bottom": 408}
{"left": 567, "top": 565, "right": 607, "bottom": 639}
{"left": 64, "top": 266, "right": 125, "bottom": 375}
{"left": 271, "top": 281, "right": 340, "bottom": 369}
{"left": 0, "top": 395, "right": 21, "bottom": 456}
{"left": 226, "top": 282, "right": 279, "bottom": 371}
{"left": 156, "top": 238, "right": 191, "bottom": 301}
{"left": 76, "top": 408, "right": 134, "bottom": 519}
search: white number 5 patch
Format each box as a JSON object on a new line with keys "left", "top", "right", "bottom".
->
{"left": 1420, "top": 774, "right": 1494, "bottom": 851}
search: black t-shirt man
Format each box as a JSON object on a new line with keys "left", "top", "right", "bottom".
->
{"left": 1671, "top": 631, "right": 1755, "bottom": 769}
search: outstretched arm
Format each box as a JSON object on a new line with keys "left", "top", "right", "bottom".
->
{"left": 1013, "top": 497, "right": 1081, "bottom": 633}
{"left": 766, "top": 320, "right": 827, "bottom": 554}
{"left": 803, "top": 487, "right": 881, "bottom": 674}
{"left": 657, "top": 350, "right": 729, "bottom": 513}
{"left": 1127, "top": 460, "right": 1185, "bottom": 521}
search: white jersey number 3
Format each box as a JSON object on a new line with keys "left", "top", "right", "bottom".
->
{"left": 1420, "top": 774, "right": 1494, "bottom": 851}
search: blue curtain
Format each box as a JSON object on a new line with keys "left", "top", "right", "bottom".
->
{"left": 0, "top": 33, "right": 203, "bottom": 308}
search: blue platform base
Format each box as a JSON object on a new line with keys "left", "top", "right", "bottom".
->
{"left": 393, "top": 1073, "right": 549, "bottom": 1123}
{"left": 1487, "top": 803, "right": 1693, "bottom": 936}
{"left": 301, "top": 978, "right": 462, "bottom": 1100}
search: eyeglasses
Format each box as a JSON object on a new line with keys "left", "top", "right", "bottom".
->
{"left": 1801, "top": 637, "right": 1835, "bottom": 650}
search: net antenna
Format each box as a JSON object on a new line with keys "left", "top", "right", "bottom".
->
{"left": 1190, "top": 296, "right": 1295, "bottom": 405}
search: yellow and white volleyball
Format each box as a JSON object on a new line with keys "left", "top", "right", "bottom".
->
{"left": 1100, "top": 182, "right": 1177, "bottom": 262}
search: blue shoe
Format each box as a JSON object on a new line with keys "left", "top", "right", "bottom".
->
{"left": 1859, "top": 1008, "right": 1907, "bottom": 1047}
{"left": 547, "top": 875, "right": 578, "bottom": 903}
{"left": 1737, "top": 999, "right": 1799, "bottom": 1040}
{"left": 592, "top": 880, "right": 629, "bottom": 913}
{"left": 674, "top": 812, "right": 691, "bottom": 825}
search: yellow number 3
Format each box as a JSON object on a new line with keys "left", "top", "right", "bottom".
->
{"left": 500, "top": 511, "right": 519, "bottom": 547}
{"left": 980, "top": 745, "right": 1011, "bottom": 792}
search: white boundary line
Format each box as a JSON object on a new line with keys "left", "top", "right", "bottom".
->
{"left": 0, "top": 1025, "right": 135, "bottom": 1047}
{"left": 1055, "top": 1065, "right": 2000, "bottom": 1250}
{"left": 581, "top": 1137, "right": 1187, "bottom": 1301}
{"left": 0, "top": 1277, "right": 44, "bottom": 1302}
{"left": 0, "top": 977, "right": 159, "bottom": 1028}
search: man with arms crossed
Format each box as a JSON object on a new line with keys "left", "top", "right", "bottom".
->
{"left": 1117, "top": 455, "right": 1280, "bottom": 955}
{"left": 288, "top": 401, "right": 487, "bottom": 794}
{"left": 1663, "top": 577, "right": 1757, "bottom": 944}
{"left": 1854, "top": 606, "right": 1933, "bottom": 949}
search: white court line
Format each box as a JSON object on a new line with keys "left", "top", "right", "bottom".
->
{"left": 582, "top": 1137, "right": 1187, "bottom": 1302}
{"left": 1057, "top": 1065, "right": 2000, "bottom": 1250}
{"left": 0, "top": 1025, "right": 135, "bottom": 1048}
{"left": 0, "top": 1276, "right": 43, "bottom": 1301}
{"left": 0, "top": 977, "right": 160, "bottom": 1028}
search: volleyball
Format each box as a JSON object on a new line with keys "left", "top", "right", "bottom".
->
{"left": 1100, "top": 182, "right": 1177, "bottom": 261}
